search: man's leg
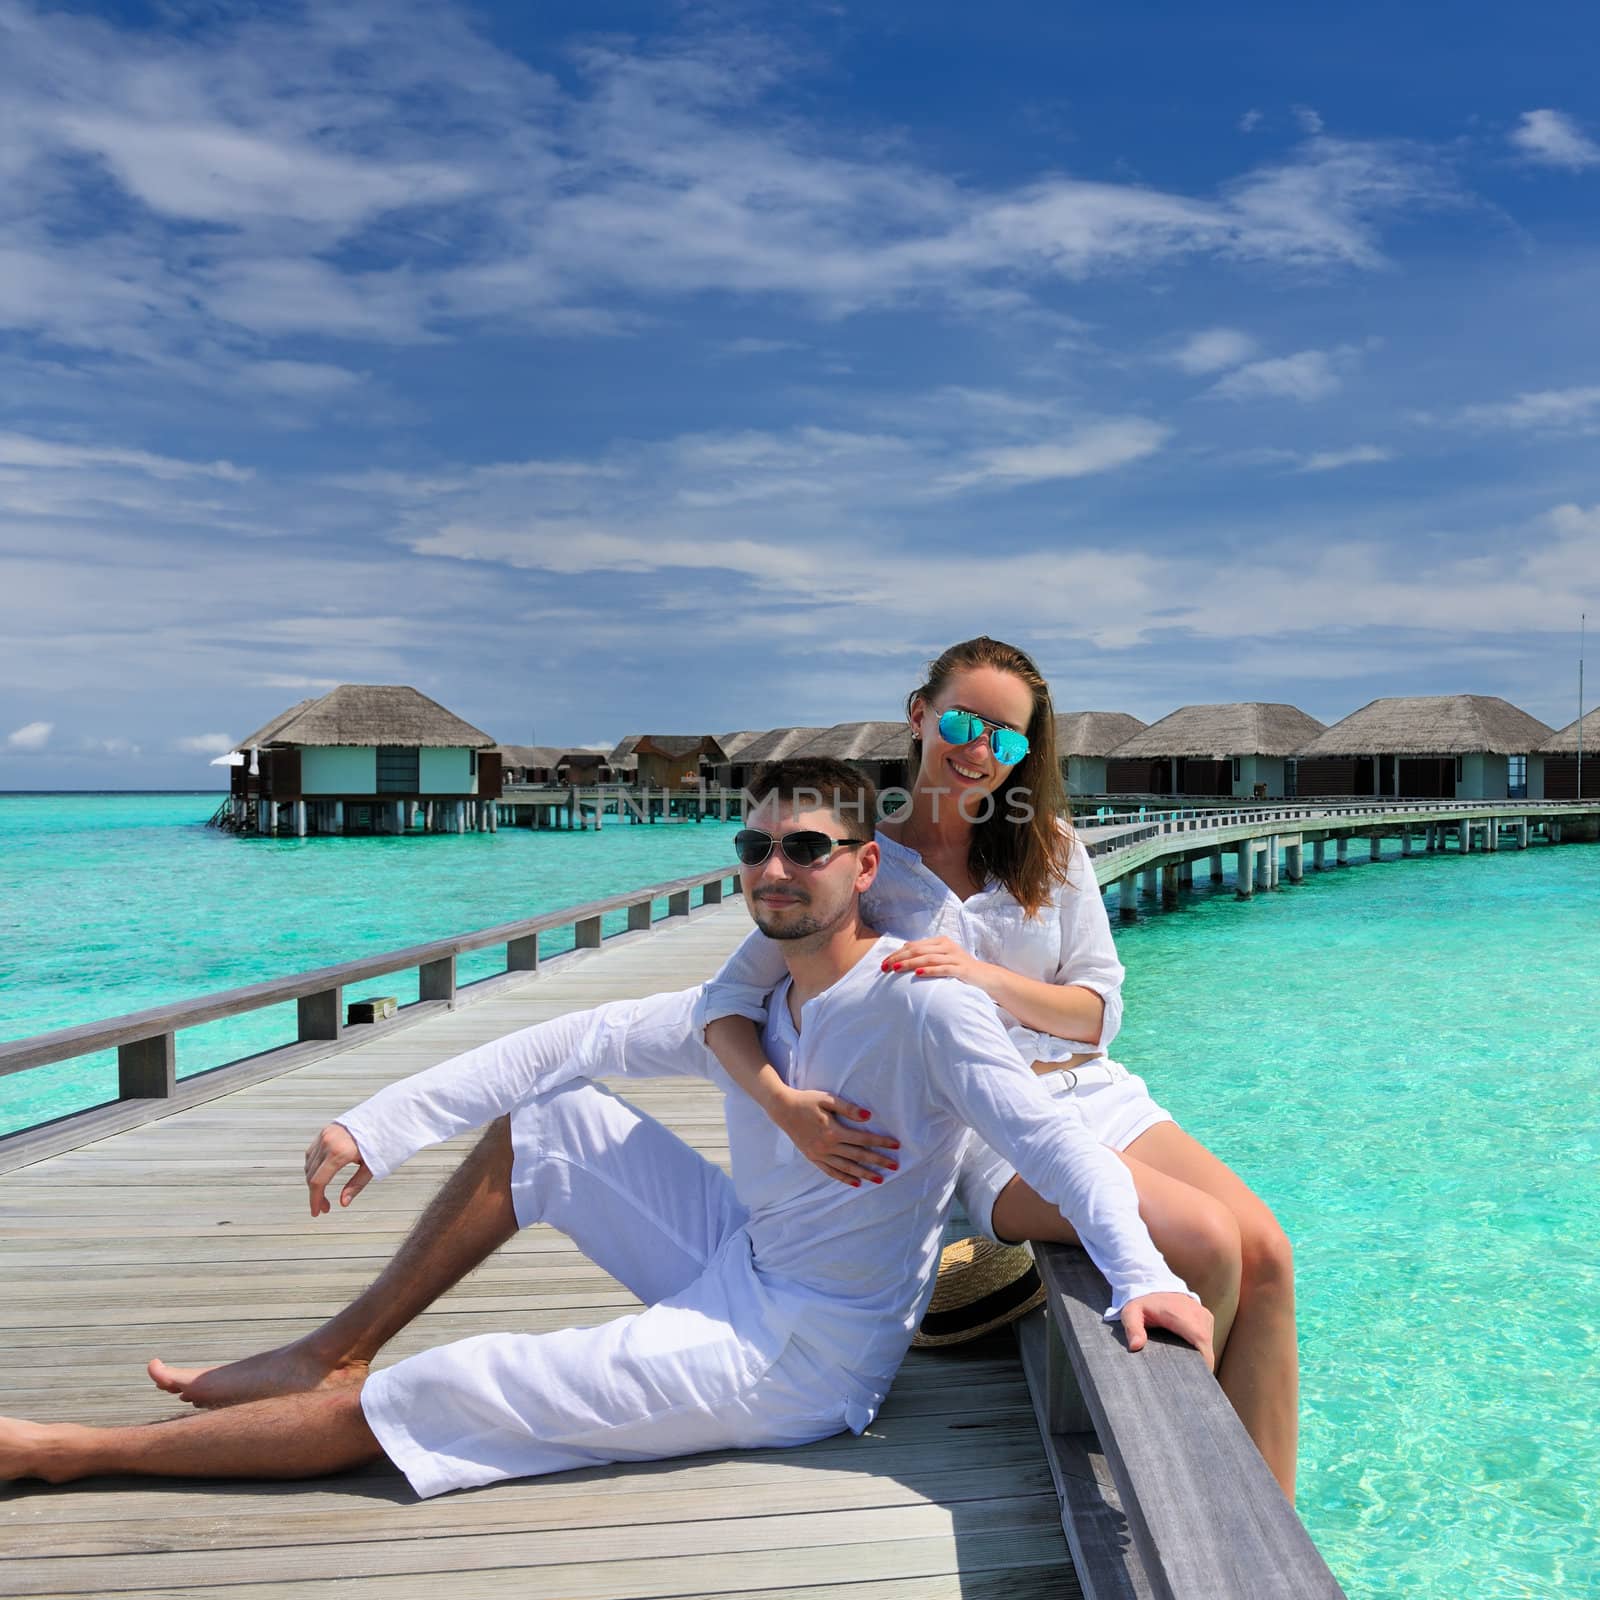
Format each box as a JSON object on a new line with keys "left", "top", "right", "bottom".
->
{"left": 0, "top": 1387, "right": 383, "bottom": 1485}
{"left": 151, "top": 1115, "right": 519, "bottom": 1407}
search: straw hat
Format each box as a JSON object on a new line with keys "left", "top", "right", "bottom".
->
{"left": 912, "top": 1236, "right": 1045, "bottom": 1348}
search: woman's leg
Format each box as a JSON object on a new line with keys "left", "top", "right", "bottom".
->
{"left": 990, "top": 1130, "right": 1298, "bottom": 1500}
{"left": 989, "top": 1156, "right": 1244, "bottom": 1354}
{"left": 1120, "top": 1122, "right": 1297, "bottom": 1501}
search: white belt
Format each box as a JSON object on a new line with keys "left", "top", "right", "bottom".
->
{"left": 1040, "top": 1060, "right": 1123, "bottom": 1092}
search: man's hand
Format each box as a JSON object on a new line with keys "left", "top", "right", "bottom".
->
{"left": 1119, "top": 1292, "right": 1216, "bottom": 1372}
{"left": 880, "top": 936, "right": 996, "bottom": 992}
{"left": 767, "top": 1085, "right": 900, "bottom": 1187}
{"left": 304, "top": 1123, "right": 373, "bottom": 1218}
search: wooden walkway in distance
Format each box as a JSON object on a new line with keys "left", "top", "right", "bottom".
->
{"left": 0, "top": 901, "right": 1080, "bottom": 1600}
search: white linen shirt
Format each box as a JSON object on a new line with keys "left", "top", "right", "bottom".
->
{"left": 704, "top": 826, "right": 1125, "bottom": 1064}
{"left": 337, "top": 940, "right": 1189, "bottom": 1401}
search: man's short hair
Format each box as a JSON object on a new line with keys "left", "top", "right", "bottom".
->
{"left": 748, "top": 757, "right": 878, "bottom": 829}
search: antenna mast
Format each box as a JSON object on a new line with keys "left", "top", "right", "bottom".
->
{"left": 1579, "top": 615, "right": 1586, "bottom": 800}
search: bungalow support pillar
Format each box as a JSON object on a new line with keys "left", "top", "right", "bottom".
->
{"left": 293, "top": 801, "right": 306, "bottom": 837}
{"left": 1335, "top": 836, "right": 1349, "bottom": 867}
{"left": 1209, "top": 848, "right": 1224, "bottom": 883}
{"left": 257, "top": 800, "right": 272, "bottom": 836}
{"left": 1118, "top": 875, "right": 1137, "bottom": 919}
{"left": 1459, "top": 821, "right": 1471, "bottom": 853}
{"left": 1401, "top": 828, "right": 1413, "bottom": 856}
{"left": 1160, "top": 863, "right": 1179, "bottom": 906}
{"left": 455, "top": 800, "right": 466, "bottom": 834}
{"left": 1312, "top": 837, "right": 1326, "bottom": 871}
{"left": 1286, "top": 839, "right": 1303, "bottom": 883}
{"left": 334, "top": 800, "right": 344, "bottom": 834}
{"left": 1370, "top": 834, "right": 1382, "bottom": 862}
{"left": 1236, "top": 843, "right": 1254, "bottom": 898}
{"left": 1178, "top": 858, "right": 1193, "bottom": 887}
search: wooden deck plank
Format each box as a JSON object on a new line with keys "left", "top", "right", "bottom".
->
{"left": 0, "top": 902, "right": 1077, "bottom": 1599}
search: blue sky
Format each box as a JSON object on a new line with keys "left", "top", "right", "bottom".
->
{"left": 3, "top": 0, "right": 1599, "bottom": 788}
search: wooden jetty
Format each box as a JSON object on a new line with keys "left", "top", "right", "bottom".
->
{"left": 0, "top": 848, "right": 1391, "bottom": 1596}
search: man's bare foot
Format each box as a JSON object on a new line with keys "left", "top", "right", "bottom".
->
{"left": 148, "top": 1343, "right": 369, "bottom": 1409}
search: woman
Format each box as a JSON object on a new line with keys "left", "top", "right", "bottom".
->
{"left": 704, "top": 635, "right": 1299, "bottom": 1497}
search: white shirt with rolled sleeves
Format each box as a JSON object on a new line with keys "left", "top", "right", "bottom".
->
{"left": 702, "top": 827, "right": 1126, "bottom": 1066}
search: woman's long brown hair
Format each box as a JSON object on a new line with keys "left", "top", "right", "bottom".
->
{"left": 906, "top": 636, "right": 1074, "bottom": 917}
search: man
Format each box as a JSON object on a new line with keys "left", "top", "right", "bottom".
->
{"left": 0, "top": 758, "right": 1209, "bottom": 1491}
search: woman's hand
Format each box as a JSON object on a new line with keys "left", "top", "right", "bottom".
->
{"left": 303, "top": 1123, "right": 373, "bottom": 1218}
{"left": 880, "top": 936, "right": 997, "bottom": 992}
{"left": 767, "top": 1085, "right": 900, "bottom": 1187}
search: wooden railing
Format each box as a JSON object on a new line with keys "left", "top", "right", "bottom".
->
{"left": 1019, "top": 1245, "right": 1346, "bottom": 1599}
{"left": 0, "top": 864, "right": 740, "bottom": 1169}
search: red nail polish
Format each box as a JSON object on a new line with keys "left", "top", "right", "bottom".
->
{"left": 870, "top": 1174, "right": 883, "bottom": 1184}
{"left": 915, "top": 967, "right": 926, "bottom": 975}
{"left": 880, "top": 958, "right": 890, "bottom": 970}
{"left": 891, "top": 962, "right": 901, "bottom": 970}
{"left": 849, "top": 1178, "right": 861, "bottom": 1188}
{"left": 885, "top": 1161, "right": 899, "bottom": 1171}
{"left": 858, "top": 1109, "right": 872, "bottom": 1120}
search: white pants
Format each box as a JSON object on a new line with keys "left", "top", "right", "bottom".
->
{"left": 360, "top": 1078, "right": 854, "bottom": 1498}
{"left": 955, "top": 1060, "right": 1174, "bottom": 1243}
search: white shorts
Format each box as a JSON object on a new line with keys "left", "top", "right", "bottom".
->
{"left": 955, "top": 1060, "right": 1174, "bottom": 1244}
{"left": 361, "top": 1077, "right": 853, "bottom": 1498}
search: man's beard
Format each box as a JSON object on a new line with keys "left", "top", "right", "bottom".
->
{"left": 750, "top": 891, "right": 850, "bottom": 942}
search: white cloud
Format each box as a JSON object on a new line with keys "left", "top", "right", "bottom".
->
{"left": 243, "top": 361, "right": 366, "bottom": 397}
{"left": 0, "top": 6, "right": 1460, "bottom": 361}
{"left": 175, "top": 733, "right": 237, "bottom": 755}
{"left": 85, "top": 736, "right": 141, "bottom": 755}
{"left": 0, "top": 433, "right": 252, "bottom": 482}
{"left": 7, "top": 720, "right": 53, "bottom": 749}
{"left": 1209, "top": 349, "right": 1342, "bottom": 402}
{"left": 942, "top": 419, "right": 1171, "bottom": 489}
{"left": 259, "top": 674, "right": 343, "bottom": 690}
{"left": 1459, "top": 386, "right": 1600, "bottom": 432}
{"left": 1293, "top": 106, "right": 1324, "bottom": 136}
{"left": 1509, "top": 109, "right": 1600, "bottom": 171}
{"left": 1172, "top": 327, "right": 1258, "bottom": 374}
{"left": 1298, "top": 445, "right": 1394, "bottom": 472}
{"left": 1238, "top": 110, "right": 1263, "bottom": 134}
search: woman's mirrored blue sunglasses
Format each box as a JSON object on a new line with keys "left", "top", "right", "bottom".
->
{"left": 936, "top": 708, "right": 1030, "bottom": 766}
{"left": 734, "top": 829, "right": 870, "bottom": 868}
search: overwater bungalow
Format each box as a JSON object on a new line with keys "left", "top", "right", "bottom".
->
{"left": 726, "top": 725, "right": 829, "bottom": 791}
{"left": 221, "top": 684, "right": 500, "bottom": 835}
{"left": 494, "top": 745, "right": 568, "bottom": 784}
{"left": 1107, "top": 703, "right": 1326, "bottom": 798}
{"left": 708, "top": 731, "right": 767, "bottom": 791}
{"left": 1295, "top": 695, "right": 1554, "bottom": 799}
{"left": 557, "top": 748, "right": 621, "bottom": 785}
{"left": 1056, "top": 711, "right": 1147, "bottom": 796}
{"left": 804, "top": 721, "right": 912, "bottom": 792}
{"left": 608, "top": 735, "right": 729, "bottom": 791}
{"left": 1534, "top": 709, "right": 1600, "bottom": 799}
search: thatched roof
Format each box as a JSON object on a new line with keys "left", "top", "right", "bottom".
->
{"left": 1298, "top": 696, "right": 1554, "bottom": 757}
{"left": 236, "top": 699, "right": 316, "bottom": 751}
{"left": 717, "top": 731, "right": 768, "bottom": 761}
{"left": 495, "top": 745, "right": 568, "bottom": 770}
{"left": 237, "top": 686, "right": 494, "bottom": 749}
{"left": 804, "top": 721, "right": 909, "bottom": 763}
{"left": 734, "top": 726, "right": 828, "bottom": 764}
{"left": 609, "top": 734, "right": 727, "bottom": 762}
{"left": 1055, "top": 711, "right": 1147, "bottom": 759}
{"left": 1539, "top": 709, "right": 1600, "bottom": 754}
{"left": 1109, "top": 703, "right": 1325, "bottom": 760}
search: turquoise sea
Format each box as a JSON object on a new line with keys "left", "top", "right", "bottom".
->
{"left": 4, "top": 792, "right": 1598, "bottom": 1598}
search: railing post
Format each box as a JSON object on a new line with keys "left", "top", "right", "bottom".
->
{"left": 703, "top": 878, "right": 724, "bottom": 905}
{"left": 628, "top": 899, "right": 653, "bottom": 932}
{"left": 575, "top": 915, "right": 603, "bottom": 948}
{"left": 507, "top": 933, "right": 539, "bottom": 972}
{"left": 118, "top": 1034, "right": 175, "bottom": 1100}
{"left": 419, "top": 955, "right": 457, "bottom": 1003}
{"left": 668, "top": 889, "right": 692, "bottom": 917}
{"left": 297, "top": 987, "right": 342, "bottom": 1042}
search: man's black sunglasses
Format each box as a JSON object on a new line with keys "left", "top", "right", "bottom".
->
{"left": 734, "top": 828, "right": 871, "bottom": 868}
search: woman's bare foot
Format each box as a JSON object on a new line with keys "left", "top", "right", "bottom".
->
{"left": 147, "top": 1342, "right": 369, "bottom": 1409}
